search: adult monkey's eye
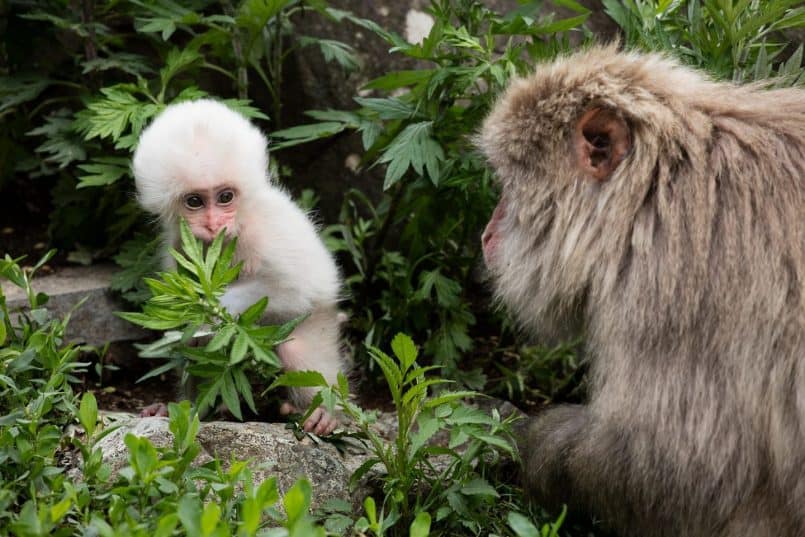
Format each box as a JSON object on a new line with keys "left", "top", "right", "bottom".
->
{"left": 217, "top": 189, "right": 235, "bottom": 205}
{"left": 184, "top": 194, "right": 204, "bottom": 209}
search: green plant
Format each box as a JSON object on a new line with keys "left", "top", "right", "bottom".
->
{"left": 272, "top": 0, "right": 591, "bottom": 382}
{"left": 491, "top": 339, "right": 585, "bottom": 408}
{"left": 605, "top": 0, "right": 805, "bottom": 83}
{"left": 119, "top": 220, "right": 302, "bottom": 419}
{"left": 1, "top": 0, "right": 358, "bottom": 260}
{"left": 279, "top": 333, "right": 559, "bottom": 536}
{"left": 0, "top": 250, "right": 89, "bottom": 525}
{"left": 0, "top": 250, "right": 327, "bottom": 535}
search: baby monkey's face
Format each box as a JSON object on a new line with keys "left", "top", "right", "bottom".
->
{"left": 179, "top": 184, "right": 239, "bottom": 243}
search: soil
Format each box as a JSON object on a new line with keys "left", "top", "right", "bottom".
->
{"left": 77, "top": 342, "right": 179, "bottom": 414}
{"left": 0, "top": 176, "right": 76, "bottom": 274}
{"left": 76, "top": 340, "right": 391, "bottom": 419}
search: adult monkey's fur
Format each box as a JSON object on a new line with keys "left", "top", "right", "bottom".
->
{"left": 478, "top": 45, "right": 805, "bottom": 536}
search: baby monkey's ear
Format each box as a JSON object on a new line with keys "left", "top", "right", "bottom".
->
{"left": 574, "top": 107, "right": 631, "bottom": 181}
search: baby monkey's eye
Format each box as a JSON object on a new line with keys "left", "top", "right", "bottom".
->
{"left": 184, "top": 194, "right": 204, "bottom": 209}
{"left": 217, "top": 189, "right": 235, "bottom": 205}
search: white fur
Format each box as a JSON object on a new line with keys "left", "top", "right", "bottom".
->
{"left": 132, "top": 99, "right": 346, "bottom": 424}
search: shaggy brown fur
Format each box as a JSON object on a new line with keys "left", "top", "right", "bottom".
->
{"left": 478, "top": 45, "right": 805, "bottom": 537}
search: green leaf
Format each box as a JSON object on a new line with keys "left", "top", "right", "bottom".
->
{"left": 220, "top": 372, "right": 242, "bottom": 420}
{"left": 390, "top": 333, "right": 418, "bottom": 371}
{"left": 271, "top": 122, "right": 347, "bottom": 148}
{"left": 78, "top": 392, "right": 98, "bottom": 437}
{"left": 77, "top": 86, "right": 143, "bottom": 142}
{"left": 50, "top": 498, "right": 72, "bottom": 524}
{"left": 536, "top": 13, "right": 589, "bottom": 33}
{"left": 177, "top": 495, "right": 202, "bottom": 536}
{"left": 0, "top": 75, "right": 50, "bottom": 115}
{"left": 283, "top": 479, "right": 312, "bottom": 525}
{"left": 551, "top": 0, "right": 591, "bottom": 14}
{"left": 363, "top": 70, "right": 433, "bottom": 91}
{"left": 507, "top": 512, "right": 539, "bottom": 537}
{"left": 116, "top": 311, "right": 185, "bottom": 330}
{"left": 230, "top": 330, "right": 249, "bottom": 365}
{"left": 300, "top": 36, "right": 361, "bottom": 71}
{"left": 423, "top": 390, "right": 477, "bottom": 409}
{"left": 160, "top": 48, "right": 203, "bottom": 90}
{"left": 221, "top": 99, "right": 269, "bottom": 121}
{"left": 27, "top": 110, "right": 87, "bottom": 168}
{"left": 138, "top": 17, "right": 177, "bottom": 40}
{"left": 460, "top": 478, "right": 499, "bottom": 497}
{"left": 377, "top": 121, "right": 444, "bottom": 188}
{"left": 233, "top": 368, "right": 257, "bottom": 414}
{"left": 204, "top": 324, "right": 236, "bottom": 352}
{"left": 354, "top": 97, "right": 417, "bottom": 120}
{"left": 269, "top": 370, "right": 328, "bottom": 390}
{"left": 409, "top": 511, "right": 431, "bottom": 537}
{"left": 239, "top": 296, "right": 268, "bottom": 325}
{"left": 76, "top": 157, "right": 130, "bottom": 188}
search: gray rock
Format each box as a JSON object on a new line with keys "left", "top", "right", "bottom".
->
{"left": 1, "top": 264, "right": 147, "bottom": 346}
{"left": 92, "top": 414, "right": 371, "bottom": 511}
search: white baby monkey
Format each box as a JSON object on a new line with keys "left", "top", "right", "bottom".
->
{"left": 132, "top": 99, "right": 345, "bottom": 435}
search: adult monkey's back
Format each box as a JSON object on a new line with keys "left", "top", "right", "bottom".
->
{"left": 478, "top": 45, "right": 805, "bottom": 537}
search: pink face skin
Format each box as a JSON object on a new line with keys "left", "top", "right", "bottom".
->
{"left": 482, "top": 198, "right": 506, "bottom": 266}
{"left": 180, "top": 185, "right": 239, "bottom": 243}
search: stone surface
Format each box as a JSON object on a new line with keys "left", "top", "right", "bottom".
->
{"left": 86, "top": 396, "right": 519, "bottom": 508}
{"left": 1, "top": 264, "right": 148, "bottom": 346}
{"left": 91, "top": 413, "right": 375, "bottom": 511}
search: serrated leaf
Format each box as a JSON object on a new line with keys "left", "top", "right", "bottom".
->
{"left": 401, "top": 379, "right": 447, "bottom": 407}
{"left": 535, "top": 13, "right": 589, "bottom": 33}
{"left": 77, "top": 85, "right": 147, "bottom": 143}
{"left": 390, "top": 333, "right": 417, "bottom": 370}
{"left": 271, "top": 121, "right": 346, "bottom": 143}
{"left": 377, "top": 121, "right": 444, "bottom": 189}
{"left": 300, "top": 36, "right": 361, "bottom": 71}
{"left": 76, "top": 157, "right": 130, "bottom": 188}
{"left": 221, "top": 99, "right": 269, "bottom": 120}
{"left": 269, "top": 370, "right": 327, "bottom": 390}
{"left": 137, "top": 358, "right": 183, "bottom": 382}
{"left": 116, "top": 311, "right": 185, "bottom": 330}
{"left": 230, "top": 330, "right": 249, "bottom": 365}
{"left": 0, "top": 75, "right": 50, "bottom": 115}
{"left": 460, "top": 478, "right": 499, "bottom": 497}
{"left": 138, "top": 17, "right": 177, "bottom": 40}
{"left": 160, "top": 48, "right": 203, "bottom": 89}
{"left": 205, "top": 324, "right": 236, "bottom": 352}
{"left": 354, "top": 97, "right": 416, "bottom": 120}
{"left": 423, "top": 390, "right": 476, "bottom": 409}
{"left": 238, "top": 296, "right": 268, "bottom": 326}
{"left": 220, "top": 372, "right": 242, "bottom": 420}
{"left": 232, "top": 368, "right": 257, "bottom": 414}
{"left": 363, "top": 69, "right": 432, "bottom": 90}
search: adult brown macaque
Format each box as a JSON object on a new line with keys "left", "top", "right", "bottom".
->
{"left": 478, "top": 45, "right": 805, "bottom": 537}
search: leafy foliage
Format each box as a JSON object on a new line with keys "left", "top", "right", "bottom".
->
{"left": 0, "top": 252, "right": 325, "bottom": 535}
{"left": 274, "top": 0, "right": 591, "bottom": 382}
{"left": 605, "top": 0, "right": 805, "bottom": 84}
{"left": 119, "top": 220, "right": 302, "bottom": 419}
{"left": 491, "top": 339, "right": 586, "bottom": 408}
{"left": 0, "top": 0, "right": 357, "bottom": 259}
{"left": 278, "top": 333, "right": 561, "bottom": 536}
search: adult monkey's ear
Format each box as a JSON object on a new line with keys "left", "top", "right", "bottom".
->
{"left": 574, "top": 107, "right": 631, "bottom": 181}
